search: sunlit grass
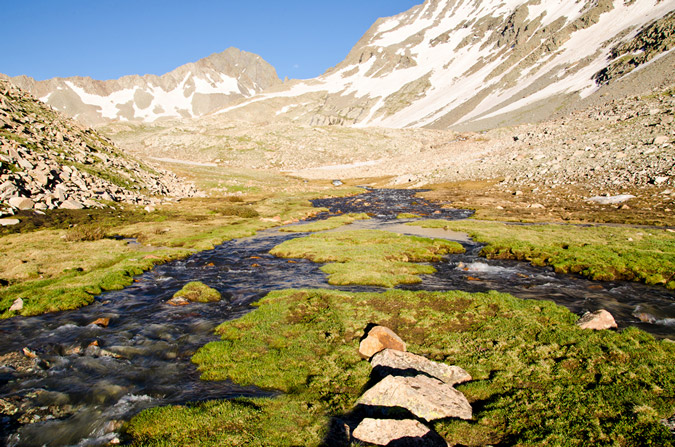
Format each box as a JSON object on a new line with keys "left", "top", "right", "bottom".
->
{"left": 128, "top": 288, "right": 675, "bottom": 446}
{"left": 270, "top": 229, "right": 465, "bottom": 287}
{"left": 410, "top": 220, "right": 675, "bottom": 288}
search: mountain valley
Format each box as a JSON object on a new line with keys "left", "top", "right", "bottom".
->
{"left": 1, "top": 0, "right": 675, "bottom": 446}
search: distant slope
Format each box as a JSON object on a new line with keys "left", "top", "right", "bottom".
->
{"left": 1, "top": 48, "right": 281, "bottom": 125}
{"left": 0, "top": 79, "right": 196, "bottom": 214}
{"left": 214, "top": 0, "right": 675, "bottom": 131}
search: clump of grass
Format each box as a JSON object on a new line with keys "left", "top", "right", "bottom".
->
{"left": 279, "top": 213, "right": 370, "bottom": 233}
{"left": 270, "top": 229, "right": 465, "bottom": 287}
{"left": 225, "top": 195, "right": 245, "bottom": 203}
{"left": 215, "top": 204, "right": 259, "bottom": 218}
{"left": 64, "top": 224, "right": 108, "bottom": 242}
{"left": 173, "top": 281, "right": 221, "bottom": 303}
{"left": 397, "top": 212, "right": 422, "bottom": 219}
{"left": 410, "top": 220, "right": 675, "bottom": 288}
{"left": 128, "top": 289, "right": 675, "bottom": 446}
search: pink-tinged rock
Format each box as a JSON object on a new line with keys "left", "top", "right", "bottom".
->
{"left": 60, "top": 199, "right": 84, "bottom": 210}
{"left": 8, "top": 298, "right": 23, "bottom": 312}
{"left": 166, "top": 296, "right": 190, "bottom": 306}
{"left": 357, "top": 374, "right": 472, "bottom": 422}
{"left": 359, "top": 326, "right": 406, "bottom": 359}
{"left": 352, "top": 418, "right": 444, "bottom": 446}
{"left": 8, "top": 196, "right": 34, "bottom": 210}
{"left": 371, "top": 349, "right": 471, "bottom": 386}
{"left": 577, "top": 309, "right": 618, "bottom": 330}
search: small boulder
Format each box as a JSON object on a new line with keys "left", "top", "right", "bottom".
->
{"left": 8, "top": 298, "right": 23, "bottom": 312}
{"left": 0, "top": 218, "right": 20, "bottom": 226}
{"left": 357, "top": 374, "right": 472, "bottom": 422}
{"left": 60, "top": 199, "right": 85, "bottom": 210}
{"left": 653, "top": 136, "right": 670, "bottom": 145}
{"left": 577, "top": 309, "right": 618, "bottom": 330}
{"left": 359, "top": 326, "right": 406, "bottom": 359}
{"left": 91, "top": 317, "right": 110, "bottom": 327}
{"left": 371, "top": 349, "right": 471, "bottom": 386}
{"left": 166, "top": 296, "right": 190, "bottom": 306}
{"left": 352, "top": 418, "right": 444, "bottom": 446}
{"left": 9, "top": 197, "right": 34, "bottom": 210}
{"left": 587, "top": 195, "right": 635, "bottom": 205}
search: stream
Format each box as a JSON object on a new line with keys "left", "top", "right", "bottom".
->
{"left": 0, "top": 188, "right": 673, "bottom": 446}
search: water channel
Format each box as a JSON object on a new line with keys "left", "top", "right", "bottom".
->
{"left": 0, "top": 189, "right": 673, "bottom": 445}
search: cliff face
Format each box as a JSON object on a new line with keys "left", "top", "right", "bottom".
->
{"left": 2, "top": 48, "right": 281, "bottom": 125}
{"left": 213, "top": 0, "right": 675, "bottom": 131}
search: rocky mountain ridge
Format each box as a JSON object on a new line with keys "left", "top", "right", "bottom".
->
{"left": 0, "top": 79, "right": 197, "bottom": 218}
{"left": 213, "top": 0, "right": 675, "bottom": 131}
{"left": 1, "top": 48, "right": 281, "bottom": 125}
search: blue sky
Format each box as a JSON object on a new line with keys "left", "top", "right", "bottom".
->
{"left": 2, "top": 0, "right": 421, "bottom": 81}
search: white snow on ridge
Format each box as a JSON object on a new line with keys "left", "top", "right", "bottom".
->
{"left": 466, "top": 0, "right": 675, "bottom": 124}
{"left": 65, "top": 81, "right": 137, "bottom": 120}
{"left": 193, "top": 73, "right": 239, "bottom": 95}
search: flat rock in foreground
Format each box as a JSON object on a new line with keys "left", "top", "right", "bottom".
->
{"left": 352, "top": 418, "right": 445, "bottom": 446}
{"left": 371, "top": 348, "right": 471, "bottom": 386}
{"left": 357, "top": 374, "right": 472, "bottom": 422}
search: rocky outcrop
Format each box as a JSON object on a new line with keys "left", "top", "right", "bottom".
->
{"left": 2, "top": 48, "right": 281, "bottom": 125}
{"left": 347, "top": 326, "right": 472, "bottom": 445}
{"left": 0, "top": 79, "right": 197, "bottom": 215}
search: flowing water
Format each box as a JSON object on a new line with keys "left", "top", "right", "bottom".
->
{"left": 0, "top": 188, "right": 673, "bottom": 445}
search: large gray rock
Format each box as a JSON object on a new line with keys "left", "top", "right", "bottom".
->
{"left": 586, "top": 194, "right": 635, "bottom": 205}
{"left": 0, "top": 218, "right": 20, "bottom": 226}
{"left": 357, "top": 374, "right": 472, "bottom": 422}
{"left": 577, "top": 309, "right": 618, "bottom": 330}
{"left": 59, "top": 199, "right": 84, "bottom": 210}
{"left": 8, "top": 196, "right": 34, "bottom": 210}
{"left": 371, "top": 349, "right": 471, "bottom": 386}
{"left": 352, "top": 418, "right": 445, "bottom": 446}
{"left": 359, "top": 326, "right": 406, "bottom": 359}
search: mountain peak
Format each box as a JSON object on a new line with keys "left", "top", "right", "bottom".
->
{"left": 1, "top": 48, "right": 281, "bottom": 125}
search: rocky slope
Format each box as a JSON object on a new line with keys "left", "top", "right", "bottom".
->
{"left": 0, "top": 79, "right": 197, "bottom": 218}
{"left": 1, "top": 48, "right": 281, "bottom": 125}
{"left": 213, "top": 0, "right": 675, "bottom": 131}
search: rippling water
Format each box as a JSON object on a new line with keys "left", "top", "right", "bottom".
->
{"left": 0, "top": 189, "right": 672, "bottom": 445}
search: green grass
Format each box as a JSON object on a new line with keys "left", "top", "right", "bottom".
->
{"left": 173, "top": 281, "right": 221, "bottom": 303}
{"left": 127, "top": 288, "right": 675, "bottom": 446}
{"left": 397, "top": 212, "right": 423, "bottom": 219}
{"left": 409, "top": 220, "right": 675, "bottom": 288}
{"left": 0, "top": 194, "right": 333, "bottom": 318}
{"left": 279, "top": 213, "right": 370, "bottom": 233}
{"left": 270, "top": 229, "right": 465, "bottom": 287}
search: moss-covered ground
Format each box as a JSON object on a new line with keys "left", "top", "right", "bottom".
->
{"left": 279, "top": 213, "right": 370, "bottom": 233}
{"left": 409, "top": 219, "right": 675, "bottom": 289}
{"left": 173, "top": 281, "right": 221, "bottom": 303}
{"left": 0, "top": 182, "right": 362, "bottom": 317}
{"left": 270, "top": 229, "right": 465, "bottom": 287}
{"left": 127, "top": 288, "right": 675, "bottom": 446}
